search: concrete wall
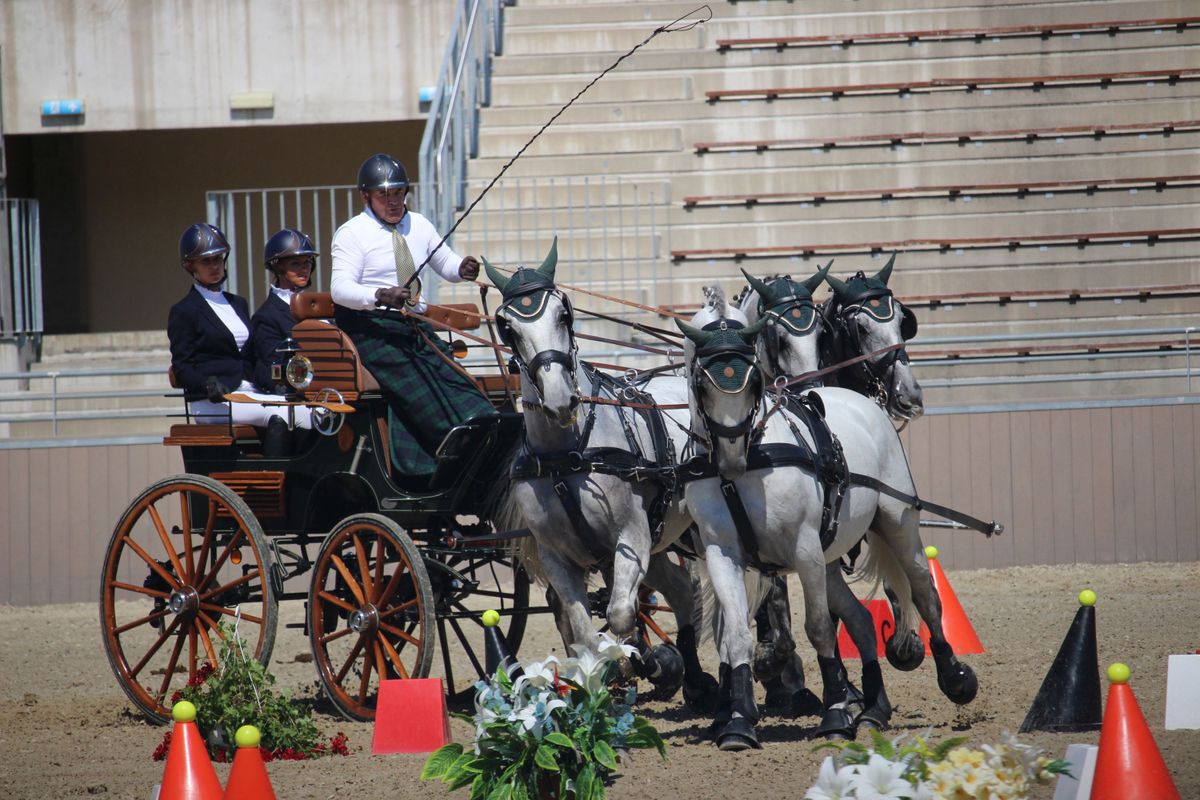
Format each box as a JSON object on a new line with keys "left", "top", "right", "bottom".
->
{"left": 3, "top": 400, "right": 1200, "bottom": 606}
{"left": 0, "top": 0, "right": 455, "bottom": 135}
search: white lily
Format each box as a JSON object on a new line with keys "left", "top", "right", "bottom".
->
{"left": 849, "top": 753, "right": 918, "bottom": 800}
{"left": 804, "top": 757, "right": 855, "bottom": 800}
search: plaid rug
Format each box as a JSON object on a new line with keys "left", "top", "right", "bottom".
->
{"left": 336, "top": 309, "right": 497, "bottom": 476}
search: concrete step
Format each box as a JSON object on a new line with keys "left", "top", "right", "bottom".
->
{"left": 476, "top": 126, "right": 683, "bottom": 159}
{"left": 502, "top": 24, "right": 705, "bottom": 57}
{"left": 490, "top": 74, "right": 694, "bottom": 109}
{"left": 465, "top": 125, "right": 1198, "bottom": 179}
{"left": 666, "top": 200, "right": 1199, "bottom": 250}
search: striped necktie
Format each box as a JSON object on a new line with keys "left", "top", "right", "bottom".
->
{"left": 390, "top": 225, "right": 419, "bottom": 302}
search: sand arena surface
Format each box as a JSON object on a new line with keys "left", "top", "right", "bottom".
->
{"left": 1, "top": 561, "right": 1198, "bottom": 799}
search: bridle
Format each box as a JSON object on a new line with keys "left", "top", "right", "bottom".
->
{"left": 494, "top": 276, "right": 581, "bottom": 410}
{"left": 825, "top": 281, "right": 915, "bottom": 409}
{"left": 689, "top": 319, "right": 766, "bottom": 453}
{"left": 754, "top": 280, "right": 824, "bottom": 389}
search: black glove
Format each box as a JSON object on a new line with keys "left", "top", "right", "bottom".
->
{"left": 205, "top": 376, "right": 230, "bottom": 403}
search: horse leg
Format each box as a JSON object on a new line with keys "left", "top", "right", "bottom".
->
{"left": 874, "top": 513, "right": 978, "bottom": 705}
{"left": 792, "top": 551, "right": 854, "bottom": 740}
{"left": 641, "top": 553, "right": 719, "bottom": 714}
{"left": 539, "top": 550, "right": 600, "bottom": 654}
{"left": 696, "top": 528, "right": 760, "bottom": 751}
{"left": 755, "top": 575, "right": 823, "bottom": 717}
{"left": 826, "top": 562, "right": 891, "bottom": 731}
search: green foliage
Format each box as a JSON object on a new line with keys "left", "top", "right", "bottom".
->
{"left": 422, "top": 637, "right": 667, "bottom": 800}
{"left": 175, "top": 622, "right": 325, "bottom": 759}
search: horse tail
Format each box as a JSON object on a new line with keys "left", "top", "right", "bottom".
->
{"left": 857, "top": 531, "right": 920, "bottom": 637}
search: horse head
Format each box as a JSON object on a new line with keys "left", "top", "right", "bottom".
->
{"left": 484, "top": 237, "right": 580, "bottom": 427}
{"left": 739, "top": 261, "right": 832, "bottom": 385}
{"left": 825, "top": 253, "right": 924, "bottom": 420}
{"left": 677, "top": 286, "right": 768, "bottom": 480}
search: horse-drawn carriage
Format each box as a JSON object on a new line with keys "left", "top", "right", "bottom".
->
{"left": 99, "top": 293, "right": 534, "bottom": 723}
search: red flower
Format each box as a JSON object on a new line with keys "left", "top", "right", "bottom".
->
{"left": 152, "top": 731, "right": 172, "bottom": 762}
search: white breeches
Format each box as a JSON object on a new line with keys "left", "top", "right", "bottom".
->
{"left": 187, "top": 382, "right": 314, "bottom": 429}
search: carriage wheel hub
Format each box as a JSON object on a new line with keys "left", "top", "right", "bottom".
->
{"left": 168, "top": 586, "right": 200, "bottom": 617}
{"left": 348, "top": 605, "right": 379, "bottom": 634}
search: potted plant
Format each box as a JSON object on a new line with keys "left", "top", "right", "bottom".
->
{"left": 422, "top": 634, "right": 666, "bottom": 800}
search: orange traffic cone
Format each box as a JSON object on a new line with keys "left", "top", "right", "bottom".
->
{"left": 1090, "top": 663, "right": 1181, "bottom": 800}
{"left": 158, "top": 701, "right": 223, "bottom": 800}
{"left": 836, "top": 599, "right": 931, "bottom": 659}
{"left": 222, "top": 725, "right": 277, "bottom": 800}
{"left": 924, "top": 546, "right": 984, "bottom": 654}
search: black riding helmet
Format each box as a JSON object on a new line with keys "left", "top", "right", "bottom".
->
{"left": 357, "top": 153, "right": 408, "bottom": 192}
{"left": 179, "top": 223, "right": 230, "bottom": 263}
{"left": 263, "top": 228, "right": 319, "bottom": 268}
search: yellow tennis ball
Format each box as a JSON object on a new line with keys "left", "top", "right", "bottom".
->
{"left": 1078, "top": 589, "right": 1097, "bottom": 607}
{"left": 482, "top": 609, "right": 501, "bottom": 627}
{"left": 172, "top": 700, "right": 197, "bottom": 723}
{"left": 235, "top": 725, "right": 261, "bottom": 749}
{"left": 924, "top": 545, "right": 939, "bottom": 560}
{"left": 1107, "top": 663, "right": 1131, "bottom": 684}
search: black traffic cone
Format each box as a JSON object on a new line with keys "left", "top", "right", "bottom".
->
{"left": 1019, "top": 589, "right": 1102, "bottom": 732}
{"left": 483, "top": 609, "right": 524, "bottom": 681}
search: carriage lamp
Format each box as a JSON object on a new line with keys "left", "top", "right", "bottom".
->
{"left": 451, "top": 339, "right": 469, "bottom": 359}
{"left": 272, "top": 338, "right": 303, "bottom": 392}
{"left": 230, "top": 548, "right": 243, "bottom": 566}
{"left": 285, "top": 354, "right": 315, "bottom": 391}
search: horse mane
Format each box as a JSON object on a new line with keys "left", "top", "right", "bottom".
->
{"left": 702, "top": 284, "right": 727, "bottom": 315}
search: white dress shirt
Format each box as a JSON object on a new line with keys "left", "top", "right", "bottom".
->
{"left": 330, "top": 207, "right": 464, "bottom": 313}
{"left": 195, "top": 284, "right": 250, "bottom": 350}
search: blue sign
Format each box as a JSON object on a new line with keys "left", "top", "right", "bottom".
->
{"left": 41, "top": 99, "right": 85, "bottom": 116}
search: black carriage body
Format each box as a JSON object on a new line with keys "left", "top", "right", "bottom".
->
{"left": 102, "top": 300, "right": 535, "bottom": 724}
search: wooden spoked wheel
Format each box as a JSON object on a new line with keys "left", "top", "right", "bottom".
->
{"left": 424, "top": 548, "right": 532, "bottom": 699}
{"left": 307, "top": 514, "right": 434, "bottom": 721}
{"left": 100, "top": 475, "right": 277, "bottom": 723}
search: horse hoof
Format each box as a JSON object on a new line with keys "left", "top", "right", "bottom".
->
{"left": 716, "top": 717, "right": 761, "bottom": 751}
{"left": 855, "top": 706, "right": 892, "bottom": 732}
{"left": 789, "top": 687, "right": 824, "bottom": 718}
{"left": 684, "top": 672, "right": 720, "bottom": 716}
{"left": 815, "top": 707, "right": 856, "bottom": 740}
{"left": 641, "top": 644, "right": 685, "bottom": 701}
{"left": 938, "top": 662, "right": 979, "bottom": 705}
{"left": 885, "top": 634, "right": 925, "bottom": 672}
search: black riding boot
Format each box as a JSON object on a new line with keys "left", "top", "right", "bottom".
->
{"left": 263, "top": 417, "right": 290, "bottom": 458}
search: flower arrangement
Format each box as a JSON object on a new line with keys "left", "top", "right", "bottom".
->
{"left": 153, "top": 622, "right": 349, "bottom": 762}
{"left": 804, "top": 730, "right": 1071, "bottom": 800}
{"left": 422, "top": 634, "right": 666, "bottom": 800}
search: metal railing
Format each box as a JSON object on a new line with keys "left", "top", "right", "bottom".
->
{"left": 1, "top": 198, "right": 42, "bottom": 345}
{"left": 206, "top": 175, "right": 666, "bottom": 313}
{"left": 3, "top": 325, "right": 1199, "bottom": 439}
{"left": 418, "top": 0, "right": 507, "bottom": 235}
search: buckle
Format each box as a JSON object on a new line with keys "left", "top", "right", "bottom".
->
{"left": 567, "top": 451, "right": 584, "bottom": 472}
{"left": 554, "top": 480, "right": 569, "bottom": 498}
{"left": 721, "top": 481, "right": 737, "bottom": 498}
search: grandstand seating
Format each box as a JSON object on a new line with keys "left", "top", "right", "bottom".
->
{"left": 694, "top": 119, "right": 1200, "bottom": 154}
{"left": 704, "top": 68, "right": 1200, "bottom": 103}
{"left": 715, "top": 16, "right": 1200, "bottom": 51}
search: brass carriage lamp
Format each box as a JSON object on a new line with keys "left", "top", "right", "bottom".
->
{"left": 271, "top": 338, "right": 311, "bottom": 395}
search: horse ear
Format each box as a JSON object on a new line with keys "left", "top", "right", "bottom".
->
{"left": 675, "top": 318, "right": 715, "bottom": 346}
{"left": 740, "top": 268, "right": 773, "bottom": 302}
{"left": 873, "top": 252, "right": 897, "bottom": 286}
{"left": 482, "top": 257, "right": 509, "bottom": 293}
{"left": 825, "top": 272, "right": 848, "bottom": 298}
{"left": 537, "top": 236, "right": 559, "bottom": 280}
{"left": 801, "top": 259, "right": 833, "bottom": 293}
{"left": 736, "top": 316, "right": 769, "bottom": 342}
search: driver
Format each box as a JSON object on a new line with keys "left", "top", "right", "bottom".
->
{"left": 329, "top": 153, "right": 496, "bottom": 477}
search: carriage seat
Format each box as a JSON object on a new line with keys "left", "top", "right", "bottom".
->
{"left": 164, "top": 367, "right": 260, "bottom": 446}
{"left": 288, "top": 292, "right": 490, "bottom": 401}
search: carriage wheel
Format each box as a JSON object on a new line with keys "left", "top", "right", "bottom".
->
{"left": 307, "top": 514, "right": 434, "bottom": 721}
{"left": 100, "top": 474, "right": 277, "bottom": 723}
{"left": 425, "top": 549, "right": 532, "bottom": 699}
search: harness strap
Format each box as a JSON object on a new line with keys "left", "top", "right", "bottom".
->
{"left": 718, "top": 480, "right": 788, "bottom": 575}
